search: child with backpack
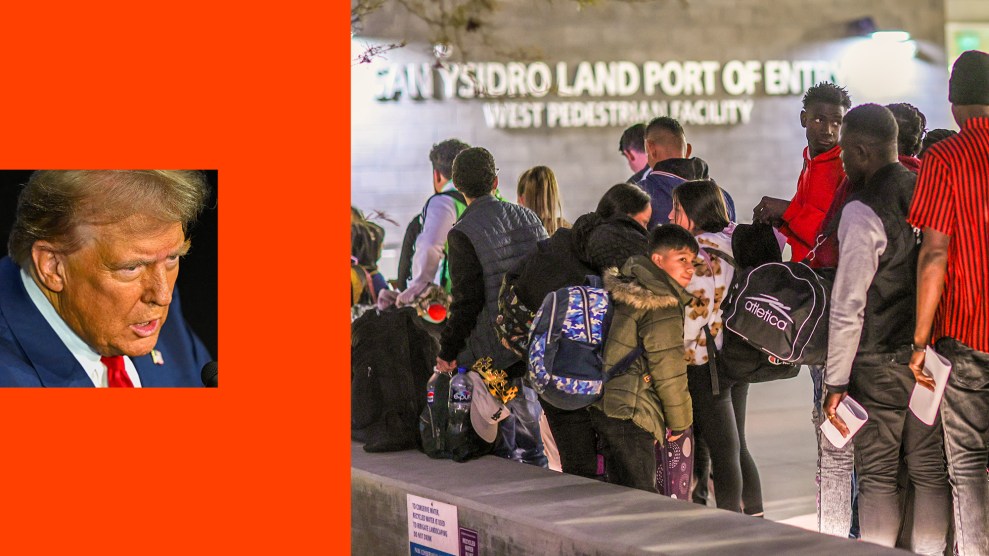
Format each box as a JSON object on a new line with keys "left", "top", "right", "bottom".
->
{"left": 503, "top": 184, "right": 653, "bottom": 478}
{"left": 588, "top": 224, "right": 698, "bottom": 494}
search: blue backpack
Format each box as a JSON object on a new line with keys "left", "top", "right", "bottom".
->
{"left": 526, "top": 276, "right": 643, "bottom": 410}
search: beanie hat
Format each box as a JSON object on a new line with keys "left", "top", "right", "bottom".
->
{"left": 949, "top": 50, "right": 989, "bottom": 105}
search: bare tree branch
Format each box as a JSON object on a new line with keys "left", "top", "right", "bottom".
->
{"left": 352, "top": 41, "right": 408, "bottom": 66}
{"left": 352, "top": 0, "right": 669, "bottom": 68}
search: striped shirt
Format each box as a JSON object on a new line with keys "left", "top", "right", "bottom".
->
{"left": 907, "top": 116, "right": 989, "bottom": 352}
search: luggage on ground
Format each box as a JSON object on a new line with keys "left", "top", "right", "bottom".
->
{"left": 351, "top": 307, "right": 435, "bottom": 452}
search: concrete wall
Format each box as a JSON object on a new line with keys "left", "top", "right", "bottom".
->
{"left": 352, "top": 442, "right": 906, "bottom": 555}
{"left": 948, "top": 0, "right": 989, "bottom": 20}
{"left": 352, "top": 0, "right": 949, "bottom": 279}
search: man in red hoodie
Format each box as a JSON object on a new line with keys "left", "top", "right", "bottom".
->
{"left": 754, "top": 82, "right": 851, "bottom": 262}
{"left": 811, "top": 102, "right": 927, "bottom": 268}
{"left": 753, "top": 82, "right": 853, "bottom": 538}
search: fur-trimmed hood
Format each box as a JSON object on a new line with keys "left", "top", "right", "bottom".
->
{"left": 603, "top": 255, "right": 691, "bottom": 311}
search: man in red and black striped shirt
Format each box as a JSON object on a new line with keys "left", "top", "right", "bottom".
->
{"left": 908, "top": 49, "right": 989, "bottom": 556}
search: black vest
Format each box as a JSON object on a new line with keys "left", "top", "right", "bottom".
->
{"left": 842, "top": 163, "right": 919, "bottom": 354}
{"left": 452, "top": 195, "right": 547, "bottom": 370}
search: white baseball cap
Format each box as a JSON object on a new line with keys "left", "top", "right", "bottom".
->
{"left": 468, "top": 371, "right": 511, "bottom": 443}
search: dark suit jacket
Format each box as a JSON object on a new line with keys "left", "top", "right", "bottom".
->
{"left": 0, "top": 256, "right": 212, "bottom": 387}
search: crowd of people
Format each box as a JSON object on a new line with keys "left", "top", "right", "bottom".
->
{"left": 351, "top": 50, "right": 989, "bottom": 555}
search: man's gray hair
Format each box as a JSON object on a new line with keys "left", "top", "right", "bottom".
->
{"left": 8, "top": 170, "right": 209, "bottom": 268}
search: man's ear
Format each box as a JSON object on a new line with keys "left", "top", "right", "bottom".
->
{"left": 432, "top": 169, "right": 444, "bottom": 192}
{"left": 856, "top": 142, "right": 873, "bottom": 164}
{"left": 31, "top": 242, "right": 66, "bottom": 293}
{"left": 685, "top": 142, "right": 693, "bottom": 158}
{"left": 799, "top": 109, "right": 808, "bottom": 129}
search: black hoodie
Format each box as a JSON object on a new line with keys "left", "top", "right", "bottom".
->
{"left": 505, "top": 213, "right": 599, "bottom": 310}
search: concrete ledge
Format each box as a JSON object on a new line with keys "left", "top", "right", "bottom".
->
{"left": 352, "top": 441, "right": 906, "bottom": 555}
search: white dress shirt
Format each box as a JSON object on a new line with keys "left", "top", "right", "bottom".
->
{"left": 398, "top": 180, "right": 461, "bottom": 305}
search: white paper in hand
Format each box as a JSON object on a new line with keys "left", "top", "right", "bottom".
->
{"left": 909, "top": 346, "right": 952, "bottom": 426}
{"left": 820, "top": 396, "right": 868, "bottom": 449}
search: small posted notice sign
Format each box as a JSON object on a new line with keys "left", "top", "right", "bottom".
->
{"left": 407, "top": 494, "right": 459, "bottom": 556}
{"left": 459, "top": 526, "right": 479, "bottom": 556}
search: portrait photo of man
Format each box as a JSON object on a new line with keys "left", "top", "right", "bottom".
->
{"left": 0, "top": 170, "right": 217, "bottom": 387}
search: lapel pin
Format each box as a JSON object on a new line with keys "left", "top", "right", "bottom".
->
{"left": 151, "top": 349, "right": 164, "bottom": 366}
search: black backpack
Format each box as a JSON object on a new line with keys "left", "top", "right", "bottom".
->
{"left": 351, "top": 307, "right": 436, "bottom": 452}
{"left": 495, "top": 272, "right": 535, "bottom": 358}
{"left": 704, "top": 224, "right": 801, "bottom": 383}
{"left": 723, "top": 261, "right": 834, "bottom": 366}
{"left": 396, "top": 190, "right": 466, "bottom": 291}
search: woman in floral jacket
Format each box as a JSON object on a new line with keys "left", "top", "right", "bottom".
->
{"left": 670, "top": 179, "right": 763, "bottom": 515}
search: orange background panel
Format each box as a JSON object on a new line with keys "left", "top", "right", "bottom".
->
{"left": 0, "top": 2, "right": 346, "bottom": 553}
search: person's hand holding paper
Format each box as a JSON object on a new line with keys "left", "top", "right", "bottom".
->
{"left": 823, "top": 391, "right": 849, "bottom": 438}
{"left": 820, "top": 395, "right": 869, "bottom": 449}
{"left": 908, "top": 346, "right": 952, "bottom": 426}
{"left": 909, "top": 348, "right": 936, "bottom": 392}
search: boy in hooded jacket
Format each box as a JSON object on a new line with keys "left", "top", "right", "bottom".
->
{"left": 589, "top": 224, "right": 698, "bottom": 493}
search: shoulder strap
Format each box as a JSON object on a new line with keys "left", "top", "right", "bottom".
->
{"left": 702, "top": 247, "right": 738, "bottom": 270}
{"left": 804, "top": 231, "right": 833, "bottom": 264}
{"left": 439, "top": 189, "right": 466, "bottom": 204}
{"left": 422, "top": 190, "right": 462, "bottom": 218}
{"left": 396, "top": 214, "right": 423, "bottom": 290}
{"left": 584, "top": 274, "right": 603, "bottom": 288}
{"left": 605, "top": 342, "right": 644, "bottom": 381}
{"left": 426, "top": 190, "right": 467, "bottom": 290}
{"left": 537, "top": 290, "right": 564, "bottom": 377}
{"left": 698, "top": 249, "right": 730, "bottom": 396}
{"left": 362, "top": 267, "right": 379, "bottom": 305}
{"left": 702, "top": 324, "right": 721, "bottom": 396}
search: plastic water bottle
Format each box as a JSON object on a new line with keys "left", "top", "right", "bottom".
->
{"left": 426, "top": 366, "right": 444, "bottom": 407}
{"left": 447, "top": 367, "right": 473, "bottom": 437}
{"left": 425, "top": 366, "right": 446, "bottom": 451}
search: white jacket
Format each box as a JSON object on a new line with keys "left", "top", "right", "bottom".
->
{"left": 683, "top": 226, "right": 736, "bottom": 366}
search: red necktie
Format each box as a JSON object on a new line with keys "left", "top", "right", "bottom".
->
{"left": 101, "top": 356, "right": 134, "bottom": 388}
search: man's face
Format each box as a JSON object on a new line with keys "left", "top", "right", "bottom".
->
{"left": 651, "top": 247, "right": 696, "bottom": 287}
{"left": 838, "top": 124, "right": 867, "bottom": 186}
{"left": 52, "top": 216, "right": 188, "bottom": 357}
{"left": 801, "top": 102, "right": 845, "bottom": 158}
